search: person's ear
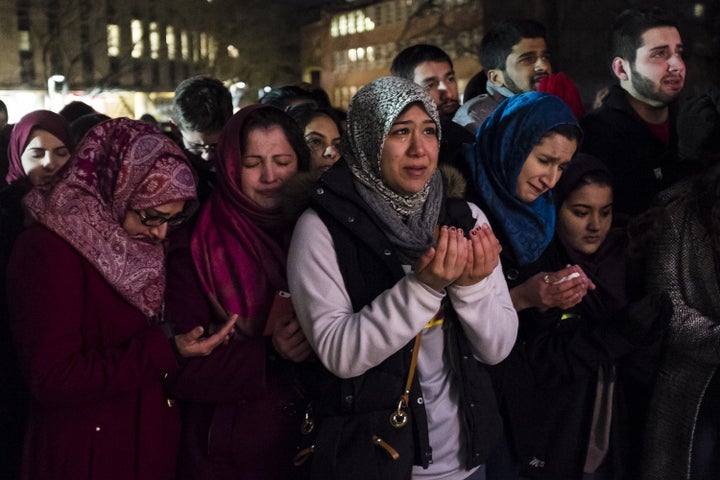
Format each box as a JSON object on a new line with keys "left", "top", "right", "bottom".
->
{"left": 487, "top": 69, "right": 505, "bottom": 88}
{"left": 612, "top": 57, "right": 630, "bottom": 81}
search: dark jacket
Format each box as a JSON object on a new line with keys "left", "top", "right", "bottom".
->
{"left": 581, "top": 85, "right": 685, "bottom": 216}
{"left": 0, "top": 181, "right": 31, "bottom": 480}
{"left": 487, "top": 228, "right": 667, "bottom": 480}
{"left": 301, "top": 161, "right": 502, "bottom": 479}
{"left": 163, "top": 221, "right": 306, "bottom": 480}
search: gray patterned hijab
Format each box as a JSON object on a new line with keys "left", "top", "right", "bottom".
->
{"left": 342, "top": 76, "right": 444, "bottom": 264}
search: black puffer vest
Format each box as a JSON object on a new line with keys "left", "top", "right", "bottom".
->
{"left": 298, "top": 161, "right": 502, "bottom": 480}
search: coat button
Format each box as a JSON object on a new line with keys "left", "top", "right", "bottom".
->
{"left": 166, "top": 398, "right": 176, "bottom": 408}
{"left": 316, "top": 187, "right": 325, "bottom": 195}
{"left": 347, "top": 216, "right": 355, "bottom": 223}
{"left": 416, "top": 397, "right": 424, "bottom": 405}
{"left": 383, "top": 249, "right": 391, "bottom": 256}
{"left": 95, "top": 426, "right": 101, "bottom": 432}
{"left": 506, "top": 269, "right": 519, "bottom": 281}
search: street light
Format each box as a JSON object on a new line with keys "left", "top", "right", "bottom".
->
{"left": 47, "top": 74, "right": 67, "bottom": 111}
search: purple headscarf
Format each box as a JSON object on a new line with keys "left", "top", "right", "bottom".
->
{"left": 6, "top": 110, "right": 74, "bottom": 184}
{"left": 24, "top": 118, "right": 197, "bottom": 318}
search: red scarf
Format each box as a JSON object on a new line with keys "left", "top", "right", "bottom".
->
{"left": 191, "top": 105, "right": 293, "bottom": 336}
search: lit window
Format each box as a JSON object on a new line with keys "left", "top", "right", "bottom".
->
{"left": 331, "top": 18, "right": 338, "bottom": 37}
{"left": 18, "top": 30, "right": 30, "bottom": 52}
{"left": 149, "top": 22, "right": 159, "bottom": 59}
{"left": 227, "top": 44, "right": 239, "bottom": 58}
{"left": 339, "top": 16, "right": 347, "bottom": 36}
{"left": 200, "top": 32, "right": 208, "bottom": 59}
{"left": 208, "top": 36, "right": 217, "bottom": 64}
{"left": 357, "top": 47, "right": 365, "bottom": 60}
{"left": 367, "top": 46, "right": 375, "bottom": 62}
{"left": 348, "top": 49, "right": 357, "bottom": 62}
{"left": 181, "top": 30, "right": 189, "bottom": 60}
{"left": 694, "top": 3, "right": 705, "bottom": 17}
{"left": 193, "top": 32, "right": 200, "bottom": 62}
{"left": 365, "top": 17, "right": 375, "bottom": 31}
{"left": 356, "top": 12, "right": 364, "bottom": 32}
{"left": 166, "top": 26, "right": 176, "bottom": 60}
{"left": 107, "top": 24, "right": 120, "bottom": 57}
{"left": 131, "top": 19, "right": 143, "bottom": 58}
{"left": 348, "top": 15, "right": 356, "bottom": 34}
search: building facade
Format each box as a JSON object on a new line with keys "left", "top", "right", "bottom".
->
{"left": 300, "top": 0, "right": 484, "bottom": 110}
{"left": 0, "top": 0, "right": 221, "bottom": 119}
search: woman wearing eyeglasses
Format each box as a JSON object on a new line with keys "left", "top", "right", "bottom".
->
{"left": 6, "top": 118, "right": 235, "bottom": 480}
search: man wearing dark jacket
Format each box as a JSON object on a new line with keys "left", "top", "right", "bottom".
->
{"left": 581, "top": 7, "right": 687, "bottom": 217}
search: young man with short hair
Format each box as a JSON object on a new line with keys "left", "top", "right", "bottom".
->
{"left": 581, "top": 7, "right": 687, "bottom": 216}
{"left": 391, "top": 44, "right": 460, "bottom": 120}
{"left": 454, "top": 19, "right": 551, "bottom": 133}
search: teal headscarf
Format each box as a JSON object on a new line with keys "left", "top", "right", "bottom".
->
{"left": 466, "top": 91, "right": 580, "bottom": 265}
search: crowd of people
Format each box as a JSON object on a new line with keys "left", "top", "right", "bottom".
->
{"left": 1, "top": 5, "right": 720, "bottom": 480}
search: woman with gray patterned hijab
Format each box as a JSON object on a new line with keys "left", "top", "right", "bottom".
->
{"left": 287, "top": 77, "right": 517, "bottom": 479}
{"left": 343, "top": 75, "right": 444, "bottom": 264}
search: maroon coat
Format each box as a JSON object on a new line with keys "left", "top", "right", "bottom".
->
{"left": 7, "top": 225, "right": 181, "bottom": 480}
{"left": 163, "top": 225, "right": 306, "bottom": 480}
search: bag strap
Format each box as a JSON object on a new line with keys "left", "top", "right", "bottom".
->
{"left": 390, "top": 332, "right": 422, "bottom": 428}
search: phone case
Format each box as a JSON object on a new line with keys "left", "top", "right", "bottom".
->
{"left": 263, "top": 290, "right": 294, "bottom": 336}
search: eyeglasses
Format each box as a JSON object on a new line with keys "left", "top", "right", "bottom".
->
{"left": 181, "top": 136, "right": 217, "bottom": 156}
{"left": 183, "top": 143, "right": 216, "bottom": 156}
{"left": 134, "top": 210, "right": 188, "bottom": 227}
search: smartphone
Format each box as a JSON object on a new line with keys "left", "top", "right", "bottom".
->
{"left": 552, "top": 271, "right": 580, "bottom": 285}
{"left": 263, "top": 290, "right": 294, "bottom": 336}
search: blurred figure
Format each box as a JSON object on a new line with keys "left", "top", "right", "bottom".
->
{"left": 70, "top": 112, "right": 111, "bottom": 144}
{"left": 7, "top": 118, "right": 234, "bottom": 480}
{"left": 164, "top": 106, "right": 312, "bottom": 480}
{"left": 260, "top": 84, "right": 318, "bottom": 111}
{"left": 639, "top": 162, "right": 720, "bottom": 480}
{"left": 675, "top": 85, "right": 720, "bottom": 168}
{"left": 286, "top": 103, "right": 342, "bottom": 175}
{"left": 0, "top": 100, "right": 8, "bottom": 129}
{"left": 58, "top": 100, "right": 97, "bottom": 123}
{"left": 0, "top": 109, "right": 74, "bottom": 480}
{"left": 140, "top": 113, "right": 159, "bottom": 127}
{"left": 462, "top": 69, "right": 489, "bottom": 103}
{"left": 171, "top": 75, "right": 233, "bottom": 203}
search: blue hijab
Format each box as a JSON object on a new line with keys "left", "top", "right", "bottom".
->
{"left": 466, "top": 91, "right": 580, "bottom": 266}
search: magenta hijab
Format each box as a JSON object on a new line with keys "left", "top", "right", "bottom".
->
{"left": 6, "top": 109, "right": 74, "bottom": 184}
{"left": 191, "top": 104, "right": 296, "bottom": 336}
{"left": 24, "top": 118, "right": 197, "bottom": 318}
